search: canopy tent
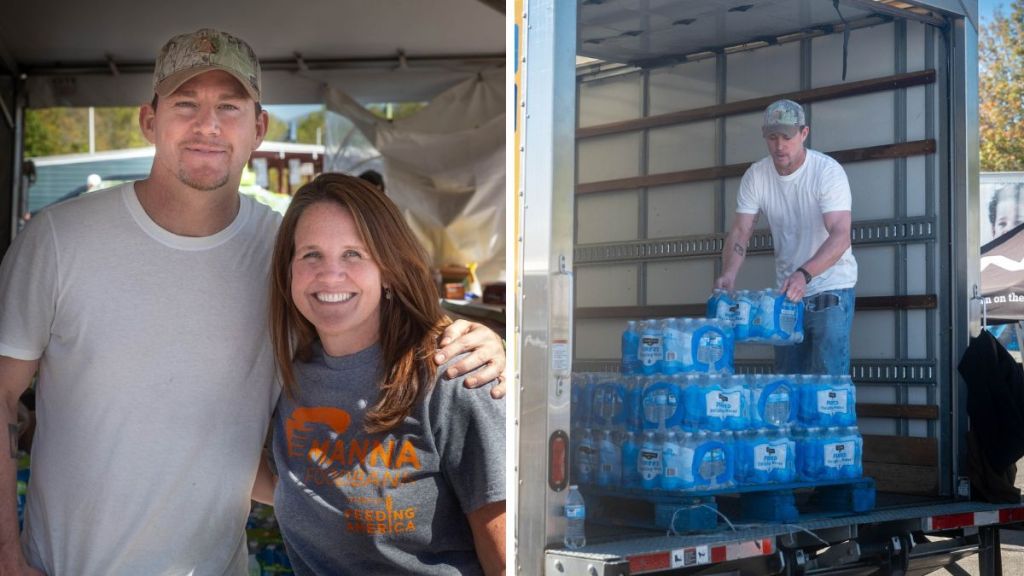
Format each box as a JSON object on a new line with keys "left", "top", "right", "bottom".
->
{"left": 981, "top": 221, "right": 1024, "bottom": 323}
{"left": 0, "top": 0, "right": 505, "bottom": 261}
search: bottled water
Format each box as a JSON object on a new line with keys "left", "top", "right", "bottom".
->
{"left": 638, "top": 320, "right": 664, "bottom": 375}
{"left": 591, "top": 379, "right": 625, "bottom": 429}
{"left": 776, "top": 296, "right": 804, "bottom": 343}
{"left": 682, "top": 374, "right": 705, "bottom": 431}
{"left": 794, "top": 426, "right": 823, "bottom": 481}
{"left": 751, "top": 374, "right": 796, "bottom": 428}
{"left": 641, "top": 376, "right": 684, "bottom": 430}
{"left": 701, "top": 375, "right": 746, "bottom": 431}
{"left": 660, "top": 431, "right": 684, "bottom": 490}
{"left": 596, "top": 430, "right": 622, "bottom": 487}
{"left": 693, "top": 320, "right": 733, "bottom": 374}
{"left": 734, "top": 290, "right": 756, "bottom": 340}
{"left": 575, "top": 428, "right": 596, "bottom": 484}
{"left": 570, "top": 373, "right": 591, "bottom": 430}
{"left": 799, "top": 375, "right": 856, "bottom": 427}
{"left": 693, "top": 431, "right": 734, "bottom": 490}
{"left": 638, "top": 431, "right": 663, "bottom": 490}
{"left": 623, "top": 376, "right": 644, "bottom": 434}
{"left": 564, "top": 485, "right": 586, "bottom": 549}
{"left": 621, "top": 320, "right": 641, "bottom": 375}
{"left": 660, "top": 318, "right": 691, "bottom": 375}
{"left": 707, "top": 289, "right": 737, "bottom": 323}
{"left": 822, "top": 426, "right": 862, "bottom": 479}
{"left": 621, "top": 431, "right": 642, "bottom": 489}
{"left": 737, "top": 428, "right": 795, "bottom": 485}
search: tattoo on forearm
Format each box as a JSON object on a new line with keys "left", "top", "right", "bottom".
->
{"left": 8, "top": 424, "right": 17, "bottom": 458}
{"left": 732, "top": 243, "right": 746, "bottom": 256}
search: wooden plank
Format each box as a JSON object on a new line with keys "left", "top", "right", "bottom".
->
{"left": 576, "top": 140, "right": 935, "bottom": 195}
{"left": 858, "top": 403, "right": 939, "bottom": 420}
{"left": 577, "top": 70, "right": 936, "bottom": 140}
{"left": 864, "top": 462, "right": 939, "bottom": 495}
{"left": 863, "top": 434, "right": 937, "bottom": 466}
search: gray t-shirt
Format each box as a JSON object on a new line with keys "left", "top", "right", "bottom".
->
{"left": 271, "top": 343, "right": 505, "bottom": 575}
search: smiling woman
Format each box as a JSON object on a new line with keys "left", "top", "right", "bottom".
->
{"left": 267, "top": 174, "right": 506, "bottom": 575}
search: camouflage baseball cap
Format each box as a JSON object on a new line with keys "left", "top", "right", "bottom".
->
{"left": 153, "top": 28, "right": 261, "bottom": 102}
{"left": 762, "top": 99, "right": 805, "bottom": 137}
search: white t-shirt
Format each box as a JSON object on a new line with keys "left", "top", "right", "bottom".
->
{"left": 0, "top": 183, "right": 282, "bottom": 575}
{"left": 736, "top": 149, "right": 858, "bottom": 295}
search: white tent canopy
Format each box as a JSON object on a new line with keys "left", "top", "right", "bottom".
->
{"left": 1, "top": 0, "right": 503, "bottom": 106}
{"left": 0, "top": 0, "right": 506, "bottom": 278}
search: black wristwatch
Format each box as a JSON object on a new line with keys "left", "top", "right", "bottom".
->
{"left": 796, "top": 267, "right": 812, "bottom": 284}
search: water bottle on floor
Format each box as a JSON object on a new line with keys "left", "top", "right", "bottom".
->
{"left": 564, "top": 485, "right": 586, "bottom": 549}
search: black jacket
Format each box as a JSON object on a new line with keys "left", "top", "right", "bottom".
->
{"left": 958, "top": 329, "right": 1024, "bottom": 473}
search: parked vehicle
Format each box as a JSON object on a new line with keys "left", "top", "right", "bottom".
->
{"left": 515, "top": 1, "right": 1022, "bottom": 574}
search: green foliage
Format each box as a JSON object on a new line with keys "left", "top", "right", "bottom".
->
{"left": 296, "top": 111, "right": 325, "bottom": 144}
{"left": 24, "top": 107, "right": 148, "bottom": 157}
{"left": 24, "top": 108, "right": 88, "bottom": 157}
{"left": 265, "top": 113, "right": 289, "bottom": 142}
{"left": 980, "top": 2, "right": 1024, "bottom": 171}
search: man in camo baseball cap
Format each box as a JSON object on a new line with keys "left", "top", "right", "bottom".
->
{"left": 762, "top": 98, "right": 805, "bottom": 138}
{"left": 153, "top": 28, "right": 261, "bottom": 102}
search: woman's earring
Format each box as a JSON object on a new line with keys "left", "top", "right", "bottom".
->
{"left": 385, "top": 287, "right": 392, "bottom": 300}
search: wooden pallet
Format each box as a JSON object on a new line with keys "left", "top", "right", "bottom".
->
{"left": 582, "top": 477, "right": 876, "bottom": 534}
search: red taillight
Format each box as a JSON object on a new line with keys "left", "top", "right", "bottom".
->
{"left": 549, "top": 430, "right": 568, "bottom": 491}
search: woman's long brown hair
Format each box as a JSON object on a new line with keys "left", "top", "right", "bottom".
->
{"left": 269, "top": 173, "right": 448, "bottom": 433}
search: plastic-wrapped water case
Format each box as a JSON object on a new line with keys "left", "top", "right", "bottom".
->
{"left": 690, "top": 431, "right": 735, "bottom": 490}
{"left": 735, "top": 428, "right": 795, "bottom": 485}
{"left": 797, "top": 375, "right": 857, "bottom": 427}
{"left": 794, "top": 426, "right": 862, "bottom": 481}
{"left": 750, "top": 374, "right": 797, "bottom": 428}
{"left": 707, "top": 289, "right": 738, "bottom": 323}
{"left": 698, "top": 375, "right": 749, "bottom": 432}
{"left": 692, "top": 319, "right": 734, "bottom": 374}
{"left": 638, "top": 319, "right": 664, "bottom": 375}
{"left": 641, "top": 375, "right": 686, "bottom": 431}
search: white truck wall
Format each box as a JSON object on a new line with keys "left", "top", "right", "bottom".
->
{"left": 574, "top": 20, "right": 943, "bottom": 441}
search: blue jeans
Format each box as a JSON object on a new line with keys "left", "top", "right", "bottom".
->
{"left": 774, "top": 288, "right": 855, "bottom": 375}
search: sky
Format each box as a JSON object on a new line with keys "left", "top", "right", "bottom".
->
{"left": 980, "top": 0, "right": 1006, "bottom": 23}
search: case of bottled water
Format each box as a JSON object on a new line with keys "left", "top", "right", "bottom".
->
{"left": 750, "top": 374, "right": 797, "bottom": 428}
{"left": 735, "top": 428, "right": 796, "bottom": 485}
{"left": 797, "top": 375, "right": 857, "bottom": 427}
{"left": 638, "top": 319, "right": 664, "bottom": 375}
{"left": 794, "top": 426, "right": 863, "bottom": 481}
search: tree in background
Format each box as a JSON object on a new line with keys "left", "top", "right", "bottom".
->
{"left": 980, "top": 1, "right": 1024, "bottom": 171}
{"left": 24, "top": 108, "right": 88, "bottom": 157}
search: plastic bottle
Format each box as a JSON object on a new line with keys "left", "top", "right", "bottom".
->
{"left": 822, "top": 426, "right": 862, "bottom": 479}
{"left": 707, "top": 289, "right": 737, "bottom": 323}
{"left": 638, "top": 431, "right": 663, "bottom": 490}
{"left": 621, "top": 431, "right": 642, "bottom": 489}
{"left": 570, "top": 373, "right": 590, "bottom": 430}
{"left": 703, "top": 375, "right": 746, "bottom": 431}
{"left": 564, "top": 485, "right": 586, "bottom": 549}
{"left": 596, "top": 430, "right": 621, "bottom": 487}
{"left": 660, "top": 318, "right": 685, "bottom": 375}
{"left": 591, "top": 379, "right": 625, "bottom": 430}
{"left": 774, "top": 428, "right": 797, "bottom": 483}
{"left": 693, "top": 431, "right": 734, "bottom": 490}
{"left": 777, "top": 296, "right": 805, "bottom": 343}
{"left": 794, "top": 426, "right": 824, "bottom": 481}
{"left": 621, "top": 320, "right": 641, "bottom": 375}
{"left": 575, "top": 428, "right": 595, "bottom": 484}
{"left": 638, "top": 320, "right": 664, "bottom": 375}
{"left": 623, "top": 376, "right": 644, "bottom": 435}
{"left": 641, "top": 376, "right": 683, "bottom": 431}
{"left": 752, "top": 374, "right": 796, "bottom": 428}
{"left": 734, "top": 290, "right": 755, "bottom": 340}
{"left": 693, "top": 320, "right": 734, "bottom": 374}
{"left": 678, "top": 318, "right": 696, "bottom": 373}
{"left": 683, "top": 374, "right": 704, "bottom": 431}
{"left": 660, "top": 431, "right": 683, "bottom": 490}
